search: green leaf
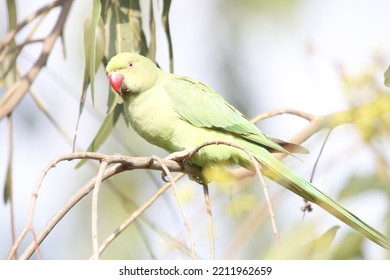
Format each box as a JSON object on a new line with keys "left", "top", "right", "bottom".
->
{"left": 338, "top": 173, "right": 390, "bottom": 200}
{"left": 2, "top": 1, "right": 16, "bottom": 202}
{"left": 162, "top": 0, "right": 173, "bottom": 72}
{"left": 110, "top": 1, "right": 148, "bottom": 54}
{"left": 0, "top": 0, "right": 17, "bottom": 88}
{"left": 302, "top": 226, "right": 340, "bottom": 259}
{"left": 102, "top": 0, "right": 149, "bottom": 66}
{"left": 76, "top": 102, "right": 123, "bottom": 168}
{"left": 147, "top": 0, "right": 156, "bottom": 62}
{"left": 264, "top": 224, "right": 339, "bottom": 259}
{"left": 6, "top": 0, "right": 17, "bottom": 29}
{"left": 3, "top": 146, "right": 12, "bottom": 203}
{"left": 83, "top": 1, "right": 104, "bottom": 105}
{"left": 3, "top": 174, "right": 10, "bottom": 203}
{"left": 73, "top": 7, "right": 105, "bottom": 151}
{"left": 384, "top": 65, "right": 390, "bottom": 87}
{"left": 100, "top": 0, "right": 111, "bottom": 22}
{"left": 333, "top": 232, "right": 364, "bottom": 259}
{"left": 3, "top": 114, "right": 13, "bottom": 203}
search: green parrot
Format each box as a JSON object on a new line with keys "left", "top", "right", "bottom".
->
{"left": 105, "top": 52, "right": 389, "bottom": 250}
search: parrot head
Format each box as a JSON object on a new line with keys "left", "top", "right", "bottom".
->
{"left": 105, "top": 53, "right": 158, "bottom": 96}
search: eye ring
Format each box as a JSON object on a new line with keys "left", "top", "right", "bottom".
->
{"left": 128, "top": 61, "right": 134, "bottom": 68}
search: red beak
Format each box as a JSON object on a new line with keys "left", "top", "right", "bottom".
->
{"left": 108, "top": 72, "right": 124, "bottom": 94}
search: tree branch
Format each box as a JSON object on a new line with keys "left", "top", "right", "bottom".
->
{"left": 0, "top": 0, "right": 62, "bottom": 53}
{"left": 7, "top": 152, "right": 201, "bottom": 259}
{"left": 0, "top": 0, "right": 73, "bottom": 119}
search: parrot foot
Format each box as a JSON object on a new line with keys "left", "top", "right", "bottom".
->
{"left": 164, "top": 149, "right": 207, "bottom": 185}
{"left": 160, "top": 149, "right": 193, "bottom": 182}
{"left": 161, "top": 171, "right": 170, "bottom": 182}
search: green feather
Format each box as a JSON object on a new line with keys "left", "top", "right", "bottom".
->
{"left": 165, "top": 76, "right": 291, "bottom": 154}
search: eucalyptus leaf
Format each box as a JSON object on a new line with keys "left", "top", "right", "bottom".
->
{"left": 112, "top": 1, "right": 146, "bottom": 54}
{"left": 162, "top": 0, "right": 173, "bottom": 72}
{"left": 73, "top": 6, "right": 105, "bottom": 151}
{"left": 103, "top": 0, "right": 148, "bottom": 60}
{"left": 264, "top": 224, "right": 336, "bottom": 259}
{"left": 3, "top": 152, "right": 12, "bottom": 203}
{"left": 76, "top": 102, "right": 124, "bottom": 168}
{"left": 333, "top": 232, "right": 364, "bottom": 259}
{"left": 2, "top": 0, "right": 17, "bottom": 203}
{"left": 384, "top": 65, "right": 390, "bottom": 87}
{"left": 84, "top": 0, "right": 104, "bottom": 105}
{"left": 1, "top": 0, "right": 17, "bottom": 88}
{"left": 147, "top": 0, "right": 156, "bottom": 62}
{"left": 302, "top": 226, "right": 340, "bottom": 259}
{"left": 6, "top": 0, "right": 17, "bottom": 31}
{"left": 338, "top": 173, "right": 390, "bottom": 200}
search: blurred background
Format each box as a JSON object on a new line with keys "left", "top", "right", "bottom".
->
{"left": 0, "top": 0, "right": 390, "bottom": 259}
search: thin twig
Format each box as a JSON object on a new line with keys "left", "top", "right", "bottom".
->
{"left": 224, "top": 199, "right": 274, "bottom": 259}
{"left": 310, "top": 129, "right": 333, "bottom": 183}
{"left": 0, "top": 39, "right": 45, "bottom": 81}
{"left": 94, "top": 173, "right": 197, "bottom": 259}
{"left": 231, "top": 115, "right": 328, "bottom": 180}
{"left": 29, "top": 86, "right": 73, "bottom": 145}
{"left": 255, "top": 165, "right": 280, "bottom": 242}
{"left": 0, "top": 0, "right": 73, "bottom": 119}
{"left": 2, "top": 37, "right": 45, "bottom": 57}
{"left": 28, "top": 226, "right": 43, "bottom": 260}
{"left": 202, "top": 182, "right": 215, "bottom": 259}
{"left": 92, "top": 173, "right": 185, "bottom": 259}
{"left": 184, "top": 141, "right": 280, "bottom": 243}
{"left": 109, "top": 172, "right": 197, "bottom": 258}
{"left": 0, "top": 0, "right": 61, "bottom": 53}
{"left": 107, "top": 184, "right": 158, "bottom": 259}
{"left": 16, "top": 164, "right": 128, "bottom": 260}
{"left": 301, "top": 129, "right": 333, "bottom": 216}
{"left": 152, "top": 156, "right": 197, "bottom": 259}
{"left": 251, "top": 108, "right": 316, "bottom": 124}
{"left": 91, "top": 159, "right": 109, "bottom": 260}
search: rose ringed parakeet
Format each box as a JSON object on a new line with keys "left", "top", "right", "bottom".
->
{"left": 105, "top": 52, "right": 389, "bottom": 249}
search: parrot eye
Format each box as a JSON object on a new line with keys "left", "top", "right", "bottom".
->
{"left": 128, "top": 61, "right": 134, "bottom": 68}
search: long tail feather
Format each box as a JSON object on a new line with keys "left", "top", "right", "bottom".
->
{"left": 254, "top": 151, "right": 390, "bottom": 250}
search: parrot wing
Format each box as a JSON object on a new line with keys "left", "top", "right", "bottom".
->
{"left": 164, "top": 76, "right": 305, "bottom": 154}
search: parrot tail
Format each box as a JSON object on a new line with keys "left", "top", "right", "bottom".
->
{"left": 253, "top": 151, "right": 390, "bottom": 250}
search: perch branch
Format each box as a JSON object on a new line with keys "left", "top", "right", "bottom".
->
{"left": 8, "top": 152, "right": 200, "bottom": 259}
